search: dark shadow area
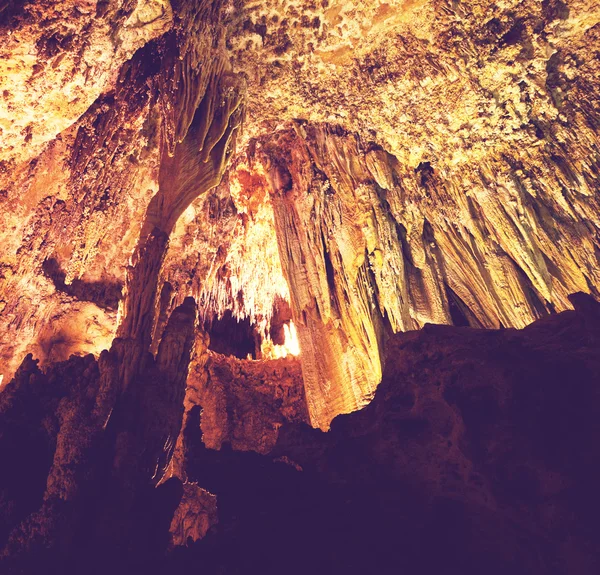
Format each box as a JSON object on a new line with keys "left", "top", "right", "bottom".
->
{"left": 445, "top": 283, "right": 483, "bottom": 327}
{"left": 205, "top": 310, "right": 260, "bottom": 359}
{"left": 42, "top": 257, "right": 122, "bottom": 311}
{"left": 1, "top": 294, "right": 600, "bottom": 575}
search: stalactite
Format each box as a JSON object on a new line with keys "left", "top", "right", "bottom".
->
{"left": 118, "top": 72, "right": 244, "bottom": 353}
{"left": 257, "top": 118, "right": 600, "bottom": 428}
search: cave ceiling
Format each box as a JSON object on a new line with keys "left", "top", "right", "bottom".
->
{"left": 0, "top": 0, "right": 599, "bottom": 427}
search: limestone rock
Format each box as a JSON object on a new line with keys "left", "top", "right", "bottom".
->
{"left": 176, "top": 294, "right": 600, "bottom": 575}
{"left": 187, "top": 352, "right": 308, "bottom": 454}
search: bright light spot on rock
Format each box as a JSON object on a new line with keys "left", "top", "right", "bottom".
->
{"left": 261, "top": 321, "right": 301, "bottom": 359}
{"left": 283, "top": 321, "right": 300, "bottom": 356}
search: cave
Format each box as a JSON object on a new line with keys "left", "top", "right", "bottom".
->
{"left": 1, "top": 1, "right": 600, "bottom": 574}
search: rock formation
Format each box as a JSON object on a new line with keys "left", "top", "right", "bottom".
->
{"left": 0, "top": 296, "right": 196, "bottom": 572}
{"left": 3, "top": 293, "right": 599, "bottom": 574}
{"left": 1, "top": 0, "right": 599, "bottom": 426}
{"left": 185, "top": 351, "right": 308, "bottom": 454}
{"left": 183, "top": 293, "right": 600, "bottom": 575}
{"left": 0, "top": 0, "right": 599, "bottom": 573}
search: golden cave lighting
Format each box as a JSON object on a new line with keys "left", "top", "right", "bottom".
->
{"left": 261, "top": 321, "right": 301, "bottom": 360}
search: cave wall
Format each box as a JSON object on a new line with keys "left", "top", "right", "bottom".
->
{"left": 222, "top": 0, "right": 600, "bottom": 427}
{"left": 0, "top": 0, "right": 243, "bottom": 382}
{"left": 1, "top": 0, "right": 599, "bottom": 434}
{"left": 2, "top": 292, "right": 599, "bottom": 574}
{"left": 173, "top": 294, "right": 600, "bottom": 575}
{"left": 250, "top": 113, "right": 600, "bottom": 427}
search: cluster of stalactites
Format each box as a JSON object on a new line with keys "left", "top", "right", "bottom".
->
{"left": 157, "top": 149, "right": 297, "bottom": 359}
{"left": 254, "top": 120, "right": 600, "bottom": 428}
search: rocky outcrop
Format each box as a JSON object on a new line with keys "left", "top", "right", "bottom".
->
{"left": 0, "top": 297, "right": 196, "bottom": 574}
{"left": 186, "top": 351, "right": 308, "bottom": 454}
{"left": 169, "top": 482, "right": 217, "bottom": 546}
{"left": 175, "top": 293, "right": 600, "bottom": 575}
{"left": 1, "top": 294, "right": 599, "bottom": 574}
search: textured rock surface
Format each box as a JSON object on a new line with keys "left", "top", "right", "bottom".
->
{"left": 186, "top": 351, "right": 308, "bottom": 454}
{"left": 0, "top": 296, "right": 196, "bottom": 573}
{"left": 231, "top": 0, "right": 600, "bottom": 164}
{"left": 228, "top": 0, "right": 600, "bottom": 426}
{"left": 218, "top": 0, "right": 600, "bottom": 426}
{"left": 3, "top": 0, "right": 597, "bottom": 423}
{"left": 0, "top": 0, "right": 172, "bottom": 164}
{"left": 169, "top": 482, "right": 217, "bottom": 546}
{"left": 0, "top": 0, "right": 598, "bottom": 423}
{"left": 175, "top": 293, "right": 600, "bottom": 575}
{"left": 0, "top": 0, "right": 242, "bottom": 381}
{"left": 0, "top": 2, "right": 599, "bottom": 570}
{"left": 250, "top": 111, "right": 600, "bottom": 426}
{"left": 1, "top": 293, "right": 599, "bottom": 574}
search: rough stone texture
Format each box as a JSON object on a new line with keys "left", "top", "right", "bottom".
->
{"left": 0, "top": 297, "right": 197, "bottom": 574}
{"left": 175, "top": 293, "right": 600, "bottom": 575}
{"left": 244, "top": 109, "right": 600, "bottom": 425}
{"left": 0, "top": 0, "right": 172, "bottom": 164}
{"left": 187, "top": 351, "right": 308, "bottom": 454}
{"left": 235, "top": 0, "right": 600, "bottom": 425}
{"left": 0, "top": 1, "right": 599, "bottom": 569}
{"left": 1, "top": 0, "right": 599, "bottom": 426}
{"left": 0, "top": 0, "right": 242, "bottom": 382}
{"left": 169, "top": 482, "right": 217, "bottom": 546}
{"left": 231, "top": 0, "right": 600, "bottom": 167}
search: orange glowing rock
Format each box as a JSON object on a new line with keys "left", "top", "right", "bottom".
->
{"left": 1, "top": 0, "right": 600, "bottom": 431}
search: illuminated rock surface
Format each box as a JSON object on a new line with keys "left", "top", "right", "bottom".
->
{"left": 0, "top": 0, "right": 599, "bottom": 572}
{"left": 184, "top": 352, "right": 308, "bottom": 454}
{"left": 1, "top": 0, "right": 599, "bottom": 426}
